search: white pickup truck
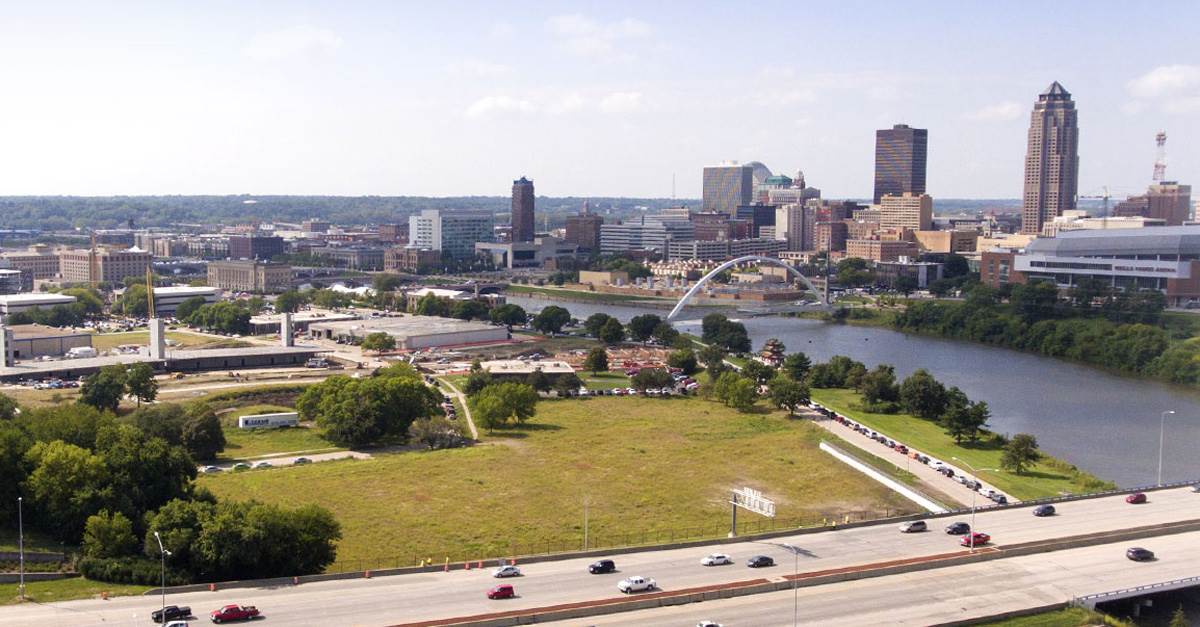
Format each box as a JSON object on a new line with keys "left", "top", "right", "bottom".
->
{"left": 617, "top": 575, "right": 657, "bottom": 593}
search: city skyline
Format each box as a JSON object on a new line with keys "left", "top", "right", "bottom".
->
{"left": 0, "top": 2, "right": 1196, "bottom": 200}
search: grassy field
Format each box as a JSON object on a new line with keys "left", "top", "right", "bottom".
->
{"left": 581, "top": 371, "right": 631, "bottom": 390}
{"left": 0, "top": 577, "right": 151, "bottom": 606}
{"left": 89, "top": 330, "right": 243, "bottom": 351}
{"left": 975, "top": 607, "right": 1129, "bottom": 627}
{"left": 811, "top": 388, "right": 1114, "bottom": 500}
{"left": 200, "top": 396, "right": 915, "bottom": 571}
{"left": 218, "top": 404, "right": 340, "bottom": 461}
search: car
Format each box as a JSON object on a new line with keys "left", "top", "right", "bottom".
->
{"left": 486, "top": 584, "right": 516, "bottom": 599}
{"left": 150, "top": 605, "right": 191, "bottom": 623}
{"left": 492, "top": 565, "right": 522, "bottom": 578}
{"left": 1126, "top": 547, "right": 1155, "bottom": 562}
{"left": 700, "top": 553, "right": 732, "bottom": 566}
{"left": 898, "top": 520, "right": 927, "bottom": 533}
{"left": 253, "top": 461, "right": 272, "bottom": 469}
{"left": 201, "top": 466, "right": 221, "bottom": 474}
{"left": 1033, "top": 504, "right": 1056, "bottom": 517}
{"left": 293, "top": 457, "right": 312, "bottom": 465}
{"left": 991, "top": 494, "right": 1009, "bottom": 505}
{"left": 231, "top": 462, "right": 250, "bottom": 472}
{"left": 210, "top": 604, "right": 260, "bottom": 623}
{"left": 1126, "top": 492, "right": 1147, "bottom": 504}
{"left": 980, "top": 488, "right": 998, "bottom": 499}
{"left": 954, "top": 475, "right": 970, "bottom": 485}
{"left": 961, "top": 532, "right": 991, "bottom": 547}
{"left": 588, "top": 559, "right": 616, "bottom": 574}
{"left": 617, "top": 575, "right": 656, "bottom": 593}
{"left": 746, "top": 555, "right": 775, "bottom": 568}
{"left": 696, "top": 622, "right": 724, "bottom": 627}
{"left": 1192, "top": 484, "right": 1200, "bottom": 493}
{"left": 944, "top": 522, "right": 971, "bottom": 535}
{"left": 164, "top": 621, "right": 190, "bottom": 627}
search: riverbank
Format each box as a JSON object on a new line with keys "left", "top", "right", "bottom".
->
{"left": 810, "top": 388, "right": 1114, "bottom": 500}
{"left": 504, "top": 284, "right": 675, "bottom": 307}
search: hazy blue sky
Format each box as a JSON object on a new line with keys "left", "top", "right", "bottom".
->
{"left": 1, "top": 1, "right": 1196, "bottom": 200}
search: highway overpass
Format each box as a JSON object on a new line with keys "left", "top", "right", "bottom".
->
{"left": 1, "top": 486, "right": 1197, "bottom": 627}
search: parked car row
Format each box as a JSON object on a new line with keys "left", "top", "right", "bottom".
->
{"left": 147, "top": 603, "right": 260, "bottom": 624}
{"left": 811, "top": 401, "right": 1009, "bottom": 505}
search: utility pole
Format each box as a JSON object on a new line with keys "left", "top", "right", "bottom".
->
{"left": 17, "top": 496, "right": 24, "bottom": 601}
{"left": 582, "top": 497, "right": 590, "bottom": 551}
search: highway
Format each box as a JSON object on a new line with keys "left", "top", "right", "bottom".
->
{"left": 557, "top": 530, "right": 1200, "bottom": 626}
{"left": 1, "top": 487, "right": 1196, "bottom": 627}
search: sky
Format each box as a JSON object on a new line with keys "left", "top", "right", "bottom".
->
{"left": 0, "top": 1, "right": 1197, "bottom": 201}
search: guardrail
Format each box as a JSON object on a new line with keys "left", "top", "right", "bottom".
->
{"left": 1072, "top": 575, "right": 1200, "bottom": 609}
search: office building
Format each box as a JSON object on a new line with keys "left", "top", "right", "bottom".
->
{"left": 58, "top": 247, "right": 152, "bottom": 285}
{"left": 228, "top": 235, "right": 285, "bottom": 261}
{"left": 774, "top": 204, "right": 809, "bottom": 251}
{"left": 408, "top": 210, "right": 495, "bottom": 260}
{"left": 599, "top": 214, "right": 694, "bottom": 255}
{"left": 153, "top": 286, "right": 221, "bottom": 316}
{"left": 845, "top": 239, "right": 920, "bottom": 262}
{"left": 384, "top": 247, "right": 441, "bottom": 273}
{"left": 702, "top": 162, "right": 754, "bottom": 214}
{"left": 874, "top": 260, "right": 944, "bottom": 289}
{"left": 1112, "top": 182, "right": 1192, "bottom": 226}
{"left": 0, "top": 270, "right": 25, "bottom": 294}
{"left": 378, "top": 223, "right": 409, "bottom": 244}
{"left": 735, "top": 204, "right": 777, "bottom": 237}
{"left": 308, "top": 245, "right": 385, "bottom": 271}
{"left": 665, "top": 238, "right": 785, "bottom": 262}
{"left": 565, "top": 201, "right": 603, "bottom": 251}
{"left": 1021, "top": 82, "right": 1079, "bottom": 235}
{"left": 0, "top": 244, "right": 61, "bottom": 279}
{"left": 301, "top": 220, "right": 331, "bottom": 233}
{"left": 880, "top": 193, "right": 933, "bottom": 231}
{"left": 207, "top": 260, "right": 292, "bottom": 293}
{"left": 913, "top": 230, "right": 979, "bottom": 254}
{"left": 815, "top": 222, "right": 849, "bottom": 252}
{"left": 476, "top": 236, "right": 580, "bottom": 269}
{"left": 511, "top": 177, "right": 536, "bottom": 243}
{"left": 874, "top": 124, "right": 928, "bottom": 204}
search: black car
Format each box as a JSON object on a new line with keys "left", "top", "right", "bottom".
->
{"left": 150, "top": 605, "right": 191, "bottom": 623}
{"left": 1126, "top": 547, "right": 1155, "bottom": 562}
{"left": 992, "top": 495, "right": 1009, "bottom": 505}
{"left": 588, "top": 559, "right": 616, "bottom": 574}
{"left": 944, "top": 522, "right": 971, "bottom": 535}
{"left": 1033, "top": 504, "right": 1056, "bottom": 517}
{"left": 746, "top": 555, "right": 775, "bottom": 568}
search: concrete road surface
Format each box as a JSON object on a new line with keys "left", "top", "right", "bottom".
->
{"left": 1, "top": 487, "right": 1196, "bottom": 627}
{"left": 556, "top": 529, "right": 1200, "bottom": 626}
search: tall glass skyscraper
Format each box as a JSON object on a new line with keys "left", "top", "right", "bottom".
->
{"left": 873, "top": 124, "right": 928, "bottom": 204}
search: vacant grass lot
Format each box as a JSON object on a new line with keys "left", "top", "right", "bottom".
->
{"left": 200, "top": 396, "right": 914, "bottom": 571}
{"left": 811, "top": 388, "right": 1113, "bottom": 500}
{"left": 976, "top": 607, "right": 1129, "bottom": 627}
{"left": 581, "top": 371, "right": 631, "bottom": 389}
{"left": 89, "top": 330, "right": 241, "bottom": 351}
{"left": 218, "top": 404, "right": 339, "bottom": 461}
{"left": 0, "top": 577, "right": 150, "bottom": 606}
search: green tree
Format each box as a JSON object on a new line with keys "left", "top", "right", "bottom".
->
{"left": 0, "top": 422, "right": 31, "bottom": 523}
{"left": 531, "top": 305, "right": 571, "bottom": 334}
{"left": 553, "top": 373, "right": 583, "bottom": 397}
{"left": 781, "top": 352, "right": 812, "bottom": 382}
{"left": 667, "top": 348, "right": 699, "bottom": 375}
{"left": 470, "top": 383, "right": 538, "bottom": 430}
{"left": 450, "top": 299, "right": 489, "bottom": 320}
{"left": 23, "top": 440, "right": 111, "bottom": 541}
{"left": 768, "top": 374, "right": 810, "bottom": 416}
{"left": 1168, "top": 606, "right": 1188, "bottom": 627}
{"left": 310, "top": 289, "right": 351, "bottom": 310}
{"left": 583, "top": 347, "right": 609, "bottom": 374}
{"left": 181, "top": 408, "right": 226, "bottom": 461}
{"left": 360, "top": 332, "right": 397, "bottom": 353}
{"left": 489, "top": 303, "right": 527, "bottom": 328}
{"left": 627, "top": 314, "right": 662, "bottom": 342}
{"left": 836, "top": 257, "right": 874, "bottom": 287}
{"left": 525, "top": 368, "right": 552, "bottom": 393}
{"left": 372, "top": 273, "right": 403, "bottom": 293}
{"left": 60, "top": 287, "right": 105, "bottom": 315}
{"left": 943, "top": 254, "right": 970, "bottom": 279}
{"left": 598, "top": 317, "right": 626, "bottom": 345}
{"left": 858, "top": 364, "right": 899, "bottom": 405}
{"left": 1001, "top": 433, "right": 1040, "bottom": 474}
{"left": 118, "top": 284, "right": 150, "bottom": 317}
{"left": 0, "top": 393, "right": 17, "bottom": 421}
{"left": 274, "top": 290, "right": 306, "bottom": 314}
{"left": 894, "top": 275, "right": 919, "bottom": 296}
{"left": 743, "top": 360, "right": 776, "bottom": 385}
{"left": 650, "top": 322, "right": 679, "bottom": 346}
{"left": 173, "top": 296, "right": 208, "bottom": 322}
{"left": 80, "top": 365, "right": 128, "bottom": 412}
{"left": 124, "top": 363, "right": 158, "bottom": 407}
{"left": 713, "top": 371, "right": 756, "bottom": 412}
{"left": 408, "top": 416, "right": 464, "bottom": 449}
{"left": 631, "top": 367, "right": 674, "bottom": 390}
{"left": 463, "top": 368, "right": 494, "bottom": 395}
{"left": 82, "top": 510, "right": 138, "bottom": 558}
{"left": 297, "top": 369, "right": 442, "bottom": 447}
{"left": 413, "top": 293, "right": 450, "bottom": 317}
{"left": 898, "top": 369, "right": 948, "bottom": 421}
{"left": 698, "top": 344, "right": 728, "bottom": 377}
{"left": 1010, "top": 280, "right": 1059, "bottom": 323}
{"left": 584, "top": 313, "right": 617, "bottom": 337}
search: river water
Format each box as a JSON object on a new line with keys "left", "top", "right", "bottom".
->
{"left": 506, "top": 295, "right": 1200, "bottom": 487}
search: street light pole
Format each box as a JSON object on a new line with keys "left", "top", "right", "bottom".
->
{"left": 17, "top": 496, "right": 24, "bottom": 601}
{"left": 152, "top": 532, "right": 170, "bottom": 625}
{"left": 783, "top": 543, "right": 799, "bottom": 627}
{"left": 953, "top": 457, "right": 995, "bottom": 554}
{"left": 1158, "top": 410, "right": 1175, "bottom": 487}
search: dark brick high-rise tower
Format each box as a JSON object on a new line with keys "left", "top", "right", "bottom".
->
{"left": 511, "top": 176, "right": 535, "bottom": 243}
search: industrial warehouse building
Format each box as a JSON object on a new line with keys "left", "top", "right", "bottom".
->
{"left": 5, "top": 324, "right": 92, "bottom": 359}
{"left": 153, "top": 286, "right": 221, "bottom": 316}
{"left": 307, "top": 315, "right": 509, "bottom": 350}
{"left": 0, "top": 293, "right": 77, "bottom": 316}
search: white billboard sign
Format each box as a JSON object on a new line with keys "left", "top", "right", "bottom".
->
{"left": 730, "top": 487, "right": 775, "bottom": 518}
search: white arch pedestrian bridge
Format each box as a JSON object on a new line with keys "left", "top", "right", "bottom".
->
{"left": 665, "top": 255, "right": 828, "bottom": 321}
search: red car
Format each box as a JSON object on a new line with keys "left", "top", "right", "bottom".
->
{"left": 210, "top": 604, "right": 260, "bottom": 623}
{"left": 1126, "top": 493, "right": 1147, "bottom": 504}
{"left": 960, "top": 532, "right": 991, "bottom": 547}
{"left": 487, "top": 584, "right": 515, "bottom": 599}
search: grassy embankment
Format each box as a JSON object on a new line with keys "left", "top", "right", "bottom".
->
{"left": 200, "top": 396, "right": 916, "bottom": 571}
{"left": 88, "top": 330, "right": 248, "bottom": 351}
{"left": 0, "top": 578, "right": 150, "bottom": 606}
{"left": 505, "top": 283, "right": 668, "bottom": 303}
{"left": 218, "top": 404, "right": 340, "bottom": 461}
{"left": 975, "top": 607, "right": 1130, "bottom": 627}
{"left": 811, "top": 388, "right": 1114, "bottom": 500}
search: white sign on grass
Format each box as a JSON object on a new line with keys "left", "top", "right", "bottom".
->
{"left": 731, "top": 487, "right": 775, "bottom": 518}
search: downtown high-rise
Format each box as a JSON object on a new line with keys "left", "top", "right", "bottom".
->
{"left": 511, "top": 176, "right": 536, "bottom": 243}
{"left": 1021, "top": 82, "right": 1079, "bottom": 235}
{"left": 873, "top": 124, "right": 927, "bottom": 204}
{"left": 702, "top": 162, "right": 754, "bottom": 214}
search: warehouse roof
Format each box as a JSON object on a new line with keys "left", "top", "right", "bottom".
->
{"left": 1026, "top": 225, "right": 1200, "bottom": 257}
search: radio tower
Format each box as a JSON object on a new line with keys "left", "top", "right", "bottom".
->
{"left": 1152, "top": 131, "right": 1167, "bottom": 182}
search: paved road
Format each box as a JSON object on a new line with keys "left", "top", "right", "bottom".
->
{"left": 2, "top": 487, "right": 1196, "bottom": 627}
{"left": 557, "top": 529, "right": 1200, "bottom": 626}
{"left": 201, "top": 449, "right": 368, "bottom": 472}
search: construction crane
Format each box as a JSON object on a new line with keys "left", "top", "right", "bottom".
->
{"left": 145, "top": 266, "right": 156, "bottom": 318}
{"left": 1153, "top": 131, "right": 1168, "bottom": 182}
{"left": 1079, "top": 186, "right": 1111, "bottom": 217}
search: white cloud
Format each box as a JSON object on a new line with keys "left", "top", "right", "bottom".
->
{"left": 464, "top": 95, "right": 536, "bottom": 119}
{"left": 488, "top": 21, "right": 516, "bottom": 39}
{"left": 243, "top": 25, "right": 342, "bottom": 61}
{"left": 546, "top": 93, "right": 586, "bottom": 115}
{"left": 598, "top": 91, "right": 643, "bottom": 113}
{"left": 447, "top": 59, "right": 513, "bottom": 78}
{"left": 1164, "top": 95, "right": 1200, "bottom": 114}
{"left": 965, "top": 101, "right": 1023, "bottom": 121}
{"left": 1127, "top": 65, "right": 1200, "bottom": 99}
{"left": 544, "top": 14, "right": 651, "bottom": 61}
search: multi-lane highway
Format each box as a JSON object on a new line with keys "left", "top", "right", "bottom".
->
{"left": 2, "top": 487, "right": 1197, "bottom": 627}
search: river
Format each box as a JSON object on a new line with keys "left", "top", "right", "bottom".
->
{"left": 505, "top": 295, "right": 1200, "bottom": 488}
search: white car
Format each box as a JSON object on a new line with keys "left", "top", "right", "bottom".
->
{"left": 253, "top": 461, "right": 272, "bottom": 469}
{"left": 164, "top": 622, "right": 190, "bottom": 627}
{"left": 617, "top": 575, "right": 656, "bottom": 593}
{"left": 493, "top": 565, "right": 522, "bottom": 578}
{"left": 697, "top": 622, "right": 724, "bottom": 627}
{"left": 700, "top": 553, "right": 732, "bottom": 566}
{"left": 201, "top": 466, "right": 221, "bottom": 474}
